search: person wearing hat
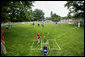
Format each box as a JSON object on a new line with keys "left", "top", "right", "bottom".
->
{"left": 37, "top": 34, "right": 40, "bottom": 44}
{"left": 33, "top": 22, "right": 35, "bottom": 27}
{"left": 56, "top": 21, "right": 57, "bottom": 24}
{"left": 38, "top": 22, "right": 40, "bottom": 27}
{"left": 42, "top": 46, "right": 48, "bottom": 56}
{"left": 1, "top": 30, "right": 7, "bottom": 54}
{"left": 41, "top": 22, "right": 44, "bottom": 27}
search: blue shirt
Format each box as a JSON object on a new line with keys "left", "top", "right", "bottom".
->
{"left": 42, "top": 49, "right": 48, "bottom": 55}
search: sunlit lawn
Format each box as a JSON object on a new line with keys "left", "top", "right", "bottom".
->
{"left": 1, "top": 22, "right": 84, "bottom": 56}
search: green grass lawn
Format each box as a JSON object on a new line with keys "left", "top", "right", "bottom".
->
{"left": 1, "top": 22, "right": 84, "bottom": 56}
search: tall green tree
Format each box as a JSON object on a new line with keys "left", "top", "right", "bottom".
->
{"left": 1, "top": 1, "right": 11, "bottom": 22}
{"left": 65, "top": 1, "right": 84, "bottom": 18}
{"left": 50, "top": 11, "right": 53, "bottom": 17}
{"left": 52, "top": 13, "right": 61, "bottom": 21}
{"left": 33, "top": 9, "right": 44, "bottom": 21}
{"left": 1, "top": 1, "right": 34, "bottom": 22}
{"left": 26, "top": 10, "right": 35, "bottom": 21}
{"left": 50, "top": 11, "right": 53, "bottom": 20}
{"left": 50, "top": 11, "right": 61, "bottom": 21}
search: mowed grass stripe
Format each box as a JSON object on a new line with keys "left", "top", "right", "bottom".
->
{"left": 1, "top": 22, "right": 84, "bottom": 56}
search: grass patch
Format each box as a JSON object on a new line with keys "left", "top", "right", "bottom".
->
{"left": 1, "top": 22, "right": 84, "bottom": 56}
{"left": 49, "top": 40, "right": 59, "bottom": 50}
{"left": 32, "top": 40, "right": 41, "bottom": 49}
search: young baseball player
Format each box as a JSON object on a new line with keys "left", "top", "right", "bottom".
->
{"left": 42, "top": 46, "right": 48, "bottom": 56}
{"left": 38, "top": 23, "right": 40, "bottom": 27}
{"left": 78, "top": 22, "right": 80, "bottom": 27}
{"left": 33, "top": 22, "right": 35, "bottom": 27}
{"left": 8, "top": 22, "right": 12, "bottom": 29}
{"left": 56, "top": 21, "right": 57, "bottom": 24}
{"left": 1, "top": 30, "right": 7, "bottom": 54}
{"left": 41, "top": 23, "right": 44, "bottom": 27}
{"left": 37, "top": 34, "right": 40, "bottom": 44}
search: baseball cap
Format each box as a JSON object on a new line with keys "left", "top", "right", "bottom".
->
{"left": 37, "top": 34, "right": 40, "bottom": 36}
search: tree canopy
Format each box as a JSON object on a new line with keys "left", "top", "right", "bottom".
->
{"left": 33, "top": 9, "right": 45, "bottom": 21}
{"left": 1, "top": 1, "right": 34, "bottom": 22}
{"left": 50, "top": 11, "right": 61, "bottom": 21}
{"left": 65, "top": 1, "right": 84, "bottom": 18}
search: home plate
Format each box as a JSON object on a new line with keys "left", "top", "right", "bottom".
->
{"left": 31, "top": 39, "right": 61, "bottom": 50}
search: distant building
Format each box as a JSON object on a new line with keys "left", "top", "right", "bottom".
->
{"left": 59, "top": 19, "right": 84, "bottom": 25}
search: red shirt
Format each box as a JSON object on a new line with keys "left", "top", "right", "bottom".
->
{"left": 37, "top": 36, "right": 40, "bottom": 39}
{"left": 1, "top": 35, "right": 5, "bottom": 41}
